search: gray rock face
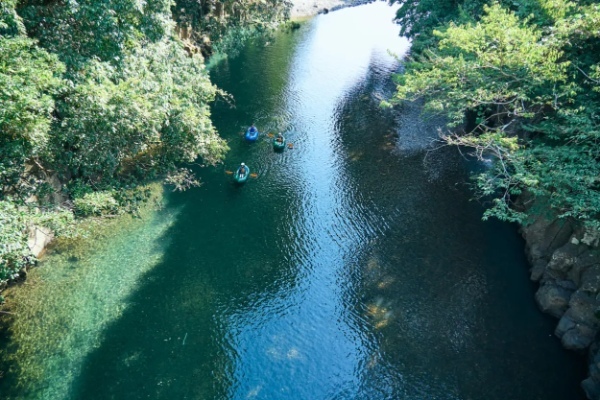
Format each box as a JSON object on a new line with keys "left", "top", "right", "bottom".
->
{"left": 555, "top": 313, "right": 577, "bottom": 337}
{"left": 583, "top": 230, "right": 600, "bottom": 247}
{"left": 562, "top": 324, "right": 596, "bottom": 350}
{"left": 530, "top": 259, "right": 547, "bottom": 282}
{"left": 547, "top": 242, "right": 582, "bottom": 274}
{"left": 555, "top": 292, "right": 600, "bottom": 351}
{"left": 568, "top": 291, "right": 600, "bottom": 325}
{"left": 573, "top": 251, "right": 600, "bottom": 286}
{"left": 519, "top": 197, "right": 600, "bottom": 398}
{"left": 521, "top": 216, "right": 573, "bottom": 264}
{"left": 581, "top": 377, "right": 600, "bottom": 400}
{"left": 535, "top": 283, "right": 574, "bottom": 318}
{"left": 584, "top": 344, "right": 600, "bottom": 400}
{"left": 581, "top": 265, "right": 600, "bottom": 294}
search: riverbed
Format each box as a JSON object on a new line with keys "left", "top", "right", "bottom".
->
{"left": 0, "top": 2, "right": 586, "bottom": 399}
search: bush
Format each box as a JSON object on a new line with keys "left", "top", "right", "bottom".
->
{"left": 73, "top": 192, "right": 120, "bottom": 217}
{"left": 0, "top": 201, "right": 74, "bottom": 282}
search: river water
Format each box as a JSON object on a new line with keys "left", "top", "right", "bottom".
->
{"left": 0, "top": 2, "right": 586, "bottom": 399}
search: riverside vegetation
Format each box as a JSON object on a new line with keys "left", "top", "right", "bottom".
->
{"left": 387, "top": 0, "right": 600, "bottom": 229}
{"left": 0, "top": 0, "right": 291, "bottom": 284}
{"left": 387, "top": 0, "right": 600, "bottom": 397}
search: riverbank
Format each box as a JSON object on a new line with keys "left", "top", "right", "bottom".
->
{"left": 518, "top": 196, "right": 600, "bottom": 398}
{"left": 0, "top": 183, "right": 164, "bottom": 300}
{"left": 290, "top": 0, "right": 343, "bottom": 18}
{"left": 290, "top": 0, "right": 377, "bottom": 19}
{"left": 0, "top": 187, "right": 175, "bottom": 399}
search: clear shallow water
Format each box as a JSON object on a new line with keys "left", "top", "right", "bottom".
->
{"left": 0, "top": 2, "right": 586, "bottom": 399}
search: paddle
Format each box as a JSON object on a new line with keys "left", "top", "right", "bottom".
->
{"left": 250, "top": 173, "right": 258, "bottom": 179}
{"left": 225, "top": 170, "right": 233, "bottom": 175}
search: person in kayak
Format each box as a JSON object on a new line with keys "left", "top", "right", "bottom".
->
{"left": 238, "top": 163, "right": 247, "bottom": 176}
{"left": 248, "top": 124, "right": 257, "bottom": 133}
{"left": 276, "top": 133, "right": 284, "bottom": 143}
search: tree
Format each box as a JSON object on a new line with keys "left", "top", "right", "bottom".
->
{"left": 390, "top": 1, "right": 600, "bottom": 227}
{"left": 0, "top": 5, "right": 64, "bottom": 200}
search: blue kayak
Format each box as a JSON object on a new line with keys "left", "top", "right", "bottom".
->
{"left": 245, "top": 128, "right": 259, "bottom": 142}
{"left": 234, "top": 165, "right": 250, "bottom": 183}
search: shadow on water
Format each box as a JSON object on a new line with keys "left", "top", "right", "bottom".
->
{"left": 325, "top": 56, "right": 587, "bottom": 398}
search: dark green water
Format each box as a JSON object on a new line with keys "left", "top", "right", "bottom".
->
{"left": 0, "top": 3, "right": 586, "bottom": 399}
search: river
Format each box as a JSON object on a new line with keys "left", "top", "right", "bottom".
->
{"left": 0, "top": 2, "right": 586, "bottom": 399}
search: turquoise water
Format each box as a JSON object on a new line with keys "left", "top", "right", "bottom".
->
{"left": 0, "top": 3, "right": 585, "bottom": 399}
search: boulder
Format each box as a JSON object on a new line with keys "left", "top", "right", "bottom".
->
{"left": 583, "top": 344, "right": 600, "bottom": 399}
{"left": 580, "top": 266, "right": 600, "bottom": 295}
{"left": 582, "top": 229, "right": 600, "bottom": 248}
{"left": 556, "top": 279, "right": 578, "bottom": 291}
{"left": 581, "top": 376, "right": 600, "bottom": 400}
{"left": 521, "top": 216, "right": 573, "bottom": 263}
{"left": 27, "top": 226, "right": 54, "bottom": 258}
{"left": 549, "top": 242, "right": 583, "bottom": 269}
{"left": 530, "top": 259, "right": 547, "bottom": 282}
{"left": 572, "top": 251, "right": 600, "bottom": 286}
{"left": 554, "top": 291, "right": 600, "bottom": 350}
{"left": 567, "top": 290, "right": 600, "bottom": 327}
{"left": 578, "top": 251, "right": 600, "bottom": 269}
{"left": 561, "top": 323, "right": 597, "bottom": 350}
{"left": 535, "top": 283, "right": 574, "bottom": 318}
{"left": 555, "top": 314, "right": 577, "bottom": 338}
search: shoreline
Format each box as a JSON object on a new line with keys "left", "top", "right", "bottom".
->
{"left": 290, "top": 0, "right": 344, "bottom": 19}
{"left": 290, "top": 0, "right": 378, "bottom": 19}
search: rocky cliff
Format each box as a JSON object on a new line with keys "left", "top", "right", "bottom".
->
{"left": 521, "top": 203, "right": 600, "bottom": 399}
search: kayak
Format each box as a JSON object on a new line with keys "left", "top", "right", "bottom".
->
{"left": 245, "top": 128, "right": 259, "bottom": 142}
{"left": 273, "top": 136, "right": 286, "bottom": 151}
{"left": 234, "top": 165, "right": 250, "bottom": 183}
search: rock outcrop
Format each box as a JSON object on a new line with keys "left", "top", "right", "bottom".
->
{"left": 522, "top": 210, "right": 600, "bottom": 399}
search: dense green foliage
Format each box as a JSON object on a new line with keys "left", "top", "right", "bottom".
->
{"left": 0, "top": 35, "right": 64, "bottom": 200}
{"left": 0, "top": 0, "right": 290, "bottom": 282}
{"left": 0, "top": 200, "right": 75, "bottom": 281}
{"left": 172, "top": 0, "right": 292, "bottom": 55}
{"left": 390, "top": 0, "right": 600, "bottom": 227}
